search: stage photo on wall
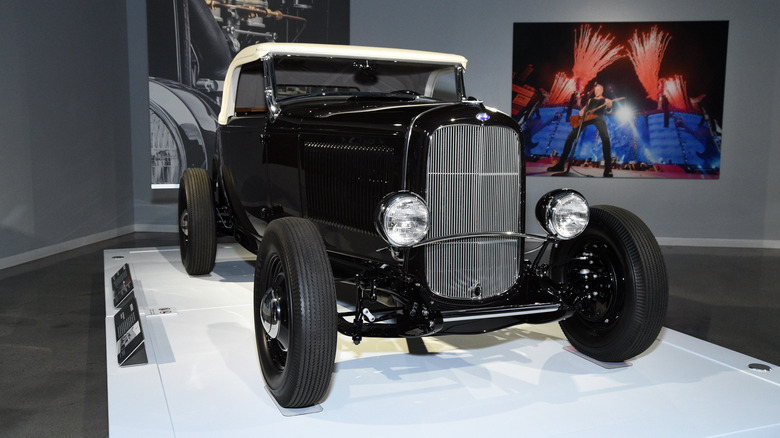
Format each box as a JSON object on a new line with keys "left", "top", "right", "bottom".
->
{"left": 147, "top": 0, "right": 350, "bottom": 188}
{"left": 512, "top": 21, "right": 728, "bottom": 179}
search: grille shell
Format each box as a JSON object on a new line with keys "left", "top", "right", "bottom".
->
{"left": 424, "top": 124, "right": 522, "bottom": 300}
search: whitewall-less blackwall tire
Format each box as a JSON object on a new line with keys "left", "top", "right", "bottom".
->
{"left": 254, "top": 218, "right": 337, "bottom": 408}
{"left": 551, "top": 205, "right": 668, "bottom": 362}
{"left": 178, "top": 168, "right": 217, "bottom": 275}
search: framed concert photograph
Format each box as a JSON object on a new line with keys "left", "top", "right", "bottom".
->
{"left": 512, "top": 21, "right": 728, "bottom": 179}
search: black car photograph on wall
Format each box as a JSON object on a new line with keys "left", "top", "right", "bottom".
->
{"left": 176, "top": 43, "right": 669, "bottom": 408}
{"left": 147, "top": 0, "right": 350, "bottom": 187}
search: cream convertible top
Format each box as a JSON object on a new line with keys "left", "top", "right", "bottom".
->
{"left": 217, "top": 43, "right": 469, "bottom": 125}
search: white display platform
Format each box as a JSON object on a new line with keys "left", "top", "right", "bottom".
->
{"left": 105, "top": 244, "right": 780, "bottom": 437}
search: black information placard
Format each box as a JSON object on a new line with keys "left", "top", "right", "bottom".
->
{"left": 114, "top": 293, "right": 147, "bottom": 366}
{"left": 111, "top": 263, "right": 134, "bottom": 307}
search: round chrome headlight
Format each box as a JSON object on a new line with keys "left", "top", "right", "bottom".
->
{"left": 376, "top": 192, "right": 430, "bottom": 247}
{"left": 535, "top": 189, "right": 589, "bottom": 239}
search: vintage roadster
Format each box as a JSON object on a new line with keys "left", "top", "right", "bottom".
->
{"left": 177, "top": 43, "right": 668, "bottom": 408}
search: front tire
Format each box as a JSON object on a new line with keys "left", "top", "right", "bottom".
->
{"left": 551, "top": 205, "right": 668, "bottom": 362}
{"left": 178, "top": 168, "right": 217, "bottom": 275}
{"left": 254, "top": 218, "right": 337, "bottom": 408}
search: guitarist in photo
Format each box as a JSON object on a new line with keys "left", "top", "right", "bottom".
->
{"left": 547, "top": 84, "right": 619, "bottom": 177}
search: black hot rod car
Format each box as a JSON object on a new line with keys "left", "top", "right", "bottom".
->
{"left": 177, "top": 43, "right": 668, "bottom": 408}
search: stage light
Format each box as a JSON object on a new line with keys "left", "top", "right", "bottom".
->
{"left": 615, "top": 104, "right": 635, "bottom": 124}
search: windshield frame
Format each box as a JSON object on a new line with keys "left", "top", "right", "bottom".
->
{"left": 262, "top": 54, "right": 466, "bottom": 118}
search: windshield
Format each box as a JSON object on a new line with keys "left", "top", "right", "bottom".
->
{"left": 272, "top": 55, "right": 463, "bottom": 102}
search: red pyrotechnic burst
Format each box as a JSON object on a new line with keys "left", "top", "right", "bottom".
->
{"left": 547, "top": 72, "right": 576, "bottom": 105}
{"left": 627, "top": 25, "right": 672, "bottom": 102}
{"left": 663, "top": 75, "right": 692, "bottom": 111}
{"left": 572, "top": 24, "right": 625, "bottom": 90}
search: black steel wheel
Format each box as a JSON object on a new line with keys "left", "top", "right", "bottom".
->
{"left": 178, "top": 168, "right": 217, "bottom": 275}
{"left": 254, "top": 218, "right": 337, "bottom": 408}
{"left": 551, "top": 205, "right": 668, "bottom": 362}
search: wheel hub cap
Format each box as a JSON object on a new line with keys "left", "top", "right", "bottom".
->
{"left": 179, "top": 210, "right": 189, "bottom": 237}
{"left": 574, "top": 245, "right": 617, "bottom": 322}
{"left": 260, "top": 286, "right": 282, "bottom": 339}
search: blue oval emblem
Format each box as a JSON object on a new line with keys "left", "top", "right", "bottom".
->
{"left": 476, "top": 112, "right": 490, "bottom": 122}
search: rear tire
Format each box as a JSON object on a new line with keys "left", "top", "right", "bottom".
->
{"left": 178, "top": 168, "right": 217, "bottom": 275}
{"left": 551, "top": 205, "right": 668, "bottom": 362}
{"left": 254, "top": 218, "right": 337, "bottom": 408}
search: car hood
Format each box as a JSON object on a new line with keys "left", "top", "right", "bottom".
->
{"left": 278, "top": 97, "right": 519, "bottom": 192}
{"left": 279, "top": 97, "right": 491, "bottom": 135}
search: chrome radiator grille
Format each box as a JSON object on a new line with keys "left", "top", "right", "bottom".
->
{"left": 425, "top": 124, "right": 521, "bottom": 300}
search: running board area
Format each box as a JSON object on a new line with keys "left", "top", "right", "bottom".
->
{"left": 441, "top": 303, "right": 562, "bottom": 323}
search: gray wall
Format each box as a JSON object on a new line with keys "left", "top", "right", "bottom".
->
{"left": 0, "top": 1, "right": 136, "bottom": 268}
{"left": 352, "top": 0, "right": 780, "bottom": 246}
{"left": 126, "top": 1, "right": 180, "bottom": 230}
{"left": 766, "top": 32, "right": 780, "bottom": 242}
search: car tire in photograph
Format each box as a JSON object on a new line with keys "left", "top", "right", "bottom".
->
{"left": 551, "top": 205, "right": 669, "bottom": 362}
{"left": 178, "top": 168, "right": 217, "bottom": 275}
{"left": 253, "top": 218, "right": 338, "bottom": 408}
{"left": 149, "top": 99, "right": 187, "bottom": 185}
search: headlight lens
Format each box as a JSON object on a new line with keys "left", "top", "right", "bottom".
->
{"left": 535, "top": 189, "right": 589, "bottom": 239}
{"left": 378, "top": 193, "right": 430, "bottom": 247}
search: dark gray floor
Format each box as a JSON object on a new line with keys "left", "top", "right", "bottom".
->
{"left": 662, "top": 245, "right": 780, "bottom": 367}
{"left": 0, "top": 233, "right": 178, "bottom": 438}
{"left": 1, "top": 233, "right": 778, "bottom": 437}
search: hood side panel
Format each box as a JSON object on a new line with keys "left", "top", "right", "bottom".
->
{"left": 302, "top": 138, "right": 401, "bottom": 234}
